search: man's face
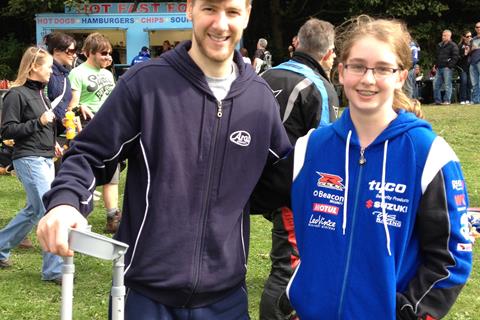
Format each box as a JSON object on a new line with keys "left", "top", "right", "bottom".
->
{"left": 90, "top": 49, "right": 112, "bottom": 69}
{"left": 476, "top": 23, "right": 480, "bottom": 35}
{"left": 187, "top": 0, "right": 251, "bottom": 65}
{"left": 442, "top": 31, "right": 451, "bottom": 42}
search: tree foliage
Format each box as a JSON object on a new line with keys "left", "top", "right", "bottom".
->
{"left": 1, "top": 0, "right": 480, "bottom": 77}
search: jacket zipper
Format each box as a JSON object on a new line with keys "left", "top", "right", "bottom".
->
{"left": 338, "top": 148, "right": 366, "bottom": 319}
{"left": 185, "top": 100, "right": 223, "bottom": 306}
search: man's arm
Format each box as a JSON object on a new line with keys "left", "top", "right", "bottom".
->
{"left": 38, "top": 77, "right": 140, "bottom": 255}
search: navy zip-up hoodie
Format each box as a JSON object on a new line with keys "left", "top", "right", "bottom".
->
{"left": 43, "top": 41, "right": 291, "bottom": 307}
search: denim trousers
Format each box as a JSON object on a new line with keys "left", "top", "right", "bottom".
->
{"left": 459, "top": 70, "right": 472, "bottom": 102}
{"left": 433, "top": 67, "right": 453, "bottom": 103}
{"left": 470, "top": 61, "right": 480, "bottom": 104}
{"left": 0, "top": 156, "right": 63, "bottom": 280}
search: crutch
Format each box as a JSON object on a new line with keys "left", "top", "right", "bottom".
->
{"left": 61, "top": 227, "right": 129, "bottom": 320}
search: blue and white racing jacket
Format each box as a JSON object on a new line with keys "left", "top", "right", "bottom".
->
{"left": 287, "top": 108, "right": 472, "bottom": 319}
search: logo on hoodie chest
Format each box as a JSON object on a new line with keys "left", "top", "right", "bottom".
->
{"left": 365, "top": 179, "right": 411, "bottom": 229}
{"left": 230, "top": 130, "right": 251, "bottom": 147}
{"left": 307, "top": 172, "right": 345, "bottom": 232}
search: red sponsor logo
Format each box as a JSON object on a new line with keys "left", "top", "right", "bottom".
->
{"left": 312, "top": 203, "right": 339, "bottom": 215}
{"left": 455, "top": 194, "right": 466, "bottom": 206}
{"left": 316, "top": 172, "right": 345, "bottom": 191}
{"left": 365, "top": 199, "right": 373, "bottom": 208}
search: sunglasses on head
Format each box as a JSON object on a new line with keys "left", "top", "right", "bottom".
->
{"left": 99, "top": 51, "right": 112, "bottom": 56}
{"left": 65, "top": 48, "right": 76, "bottom": 55}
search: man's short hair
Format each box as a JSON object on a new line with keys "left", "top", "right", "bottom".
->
{"left": 258, "top": 38, "right": 268, "bottom": 49}
{"left": 82, "top": 32, "right": 112, "bottom": 57}
{"left": 297, "top": 18, "right": 335, "bottom": 57}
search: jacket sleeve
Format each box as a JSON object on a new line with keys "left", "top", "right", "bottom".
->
{"left": 0, "top": 90, "right": 45, "bottom": 140}
{"left": 249, "top": 95, "right": 293, "bottom": 215}
{"left": 448, "top": 43, "right": 460, "bottom": 68}
{"left": 396, "top": 138, "right": 472, "bottom": 320}
{"left": 43, "top": 77, "right": 140, "bottom": 215}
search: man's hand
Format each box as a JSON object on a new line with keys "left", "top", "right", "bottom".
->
{"left": 37, "top": 205, "right": 88, "bottom": 257}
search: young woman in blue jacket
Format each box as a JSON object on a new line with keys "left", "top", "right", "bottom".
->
{"left": 287, "top": 16, "right": 472, "bottom": 319}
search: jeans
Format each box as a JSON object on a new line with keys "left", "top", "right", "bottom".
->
{"left": 470, "top": 61, "right": 480, "bottom": 104}
{"left": 0, "top": 156, "right": 63, "bottom": 280}
{"left": 433, "top": 67, "right": 453, "bottom": 103}
{"left": 459, "top": 69, "right": 472, "bottom": 102}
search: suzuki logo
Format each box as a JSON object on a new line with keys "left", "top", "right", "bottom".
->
{"left": 230, "top": 130, "right": 251, "bottom": 147}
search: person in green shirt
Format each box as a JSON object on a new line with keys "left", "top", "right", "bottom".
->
{"left": 67, "top": 32, "right": 120, "bottom": 233}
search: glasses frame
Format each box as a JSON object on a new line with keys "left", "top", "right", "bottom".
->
{"left": 344, "top": 63, "right": 400, "bottom": 79}
{"left": 99, "top": 51, "right": 112, "bottom": 56}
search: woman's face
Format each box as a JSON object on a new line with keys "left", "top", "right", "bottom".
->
{"left": 338, "top": 36, "right": 407, "bottom": 116}
{"left": 55, "top": 43, "right": 76, "bottom": 66}
{"left": 30, "top": 55, "right": 54, "bottom": 84}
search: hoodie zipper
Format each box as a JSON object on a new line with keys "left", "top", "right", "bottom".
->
{"left": 338, "top": 148, "right": 366, "bottom": 319}
{"left": 185, "top": 99, "right": 222, "bottom": 306}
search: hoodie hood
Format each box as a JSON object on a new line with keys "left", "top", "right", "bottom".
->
{"left": 161, "top": 40, "right": 258, "bottom": 99}
{"left": 332, "top": 107, "right": 432, "bottom": 148}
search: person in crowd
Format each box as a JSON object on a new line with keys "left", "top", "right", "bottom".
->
{"left": 131, "top": 46, "right": 151, "bottom": 66}
{"left": 469, "top": 22, "right": 480, "bottom": 104}
{"left": 44, "top": 32, "right": 77, "bottom": 160}
{"left": 403, "top": 39, "right": 421, "bottom": 99}
{"left": 433, "top": 29, "right": 459, "bottom": 105}
{"left": 240, "top": 47, "right": 251, "bottom": 64}
{"left": 287, "top": 36, "right": 299, "bottom": 58}
{"left": 256, "top": 18, "right": 339, "bottom": 320}
{"left": 0, "top": 47, "right": 64, "bottom": 284}
{"left": 37, "top": 0, "right": 290, "bottom": 319}
{"left": 264, "top": 15, "right": 471, "bottom": 319}
{"left": 458, "top": 30, "right": 472, "bottom": 104}
{"left": 253, "top": 37, "right": 271, "bottom": 74}
{"left": 67, "top": 32, "right": 120, "bottom": 233}
{"left": 160, "top": 40, "right": 172, "bottom": 55}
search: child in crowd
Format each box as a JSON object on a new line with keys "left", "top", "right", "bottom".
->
{"left": 286, "top": 15, "right": 472, "bottom": 319}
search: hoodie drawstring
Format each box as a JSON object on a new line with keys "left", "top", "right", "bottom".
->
{"left": 381, "top": 140, "right": 392, "bottom": 256}
{"left": 342, "top": 132, "right": 391, "bottom": 256}
{"left": 342, "top": 130, "right": 352, "bottom": 235}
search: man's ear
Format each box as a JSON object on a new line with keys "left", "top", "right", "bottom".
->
{"left": 243, "top": 4, "right": 252, "bottom": 29}
{"left": 186, "top": 0, "right": 193, "bottom": 21}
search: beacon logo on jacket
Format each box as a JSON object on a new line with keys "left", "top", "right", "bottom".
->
{"left": 287, "top": 108, "right": 472, "bottom": 320}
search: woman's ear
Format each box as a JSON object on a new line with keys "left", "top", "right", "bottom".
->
{"left": 395, "top": 69, "right": 408, "bottom": 90}
{"left": 338, "top": 63, "right": 345, "bottom": 85}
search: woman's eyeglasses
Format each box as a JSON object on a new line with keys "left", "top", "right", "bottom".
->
{"left": 99, "top": 51, "right": 112, "bottom": 56}
{"left": 344, "top": 64, "right": 400, "bottom": 79}
{"left": 65, "top": 48, "right": 77, "bottom": 55}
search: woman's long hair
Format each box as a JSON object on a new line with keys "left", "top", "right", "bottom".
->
{"left": 11, "top": 46, "right": 51, "bottom": 88}
{"left": 336, "top": 15, "right": 423, "bottom": 118}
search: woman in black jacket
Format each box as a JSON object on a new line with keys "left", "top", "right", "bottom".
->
{"left": 0, "top": 46, "right": 64, "bottom": 283}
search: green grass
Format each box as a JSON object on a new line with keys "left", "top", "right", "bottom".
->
{"left": 0, "top": 104, "right": 479, "bottom": 319}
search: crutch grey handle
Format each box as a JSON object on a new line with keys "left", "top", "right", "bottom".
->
{"left": 61, "top": 227, "right": 129, "bottom": 320}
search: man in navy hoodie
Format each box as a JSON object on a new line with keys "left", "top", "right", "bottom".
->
{"left": 37, "top": 0, "right": 291, "bottom": 319}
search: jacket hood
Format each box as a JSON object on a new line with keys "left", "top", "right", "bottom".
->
{"left": 332, "top": 107, "right": 432, "bottom": 148}
{"left": 161, "top": 40, "right": 258, "bottom": 99}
